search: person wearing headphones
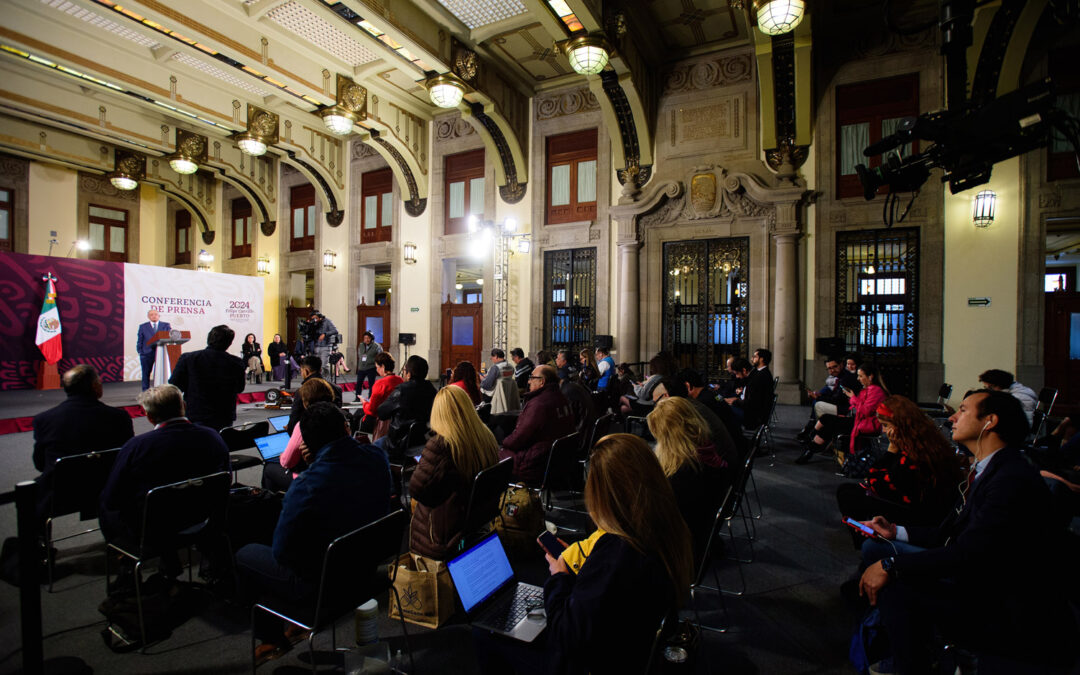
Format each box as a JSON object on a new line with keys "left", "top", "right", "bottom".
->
{"left": 854, "top": 390, "right": 1076, "bottom": 673}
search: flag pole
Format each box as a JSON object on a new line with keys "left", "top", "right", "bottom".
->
{"left": 34, "top": 273, "right": 62, "bottom": 390}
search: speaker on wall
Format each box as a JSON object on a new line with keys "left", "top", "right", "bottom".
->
{"left": 594, "top": 335, "right": 613, "bottom": 349}
{"left": 398, "top": 333, "right": 416, "bottom": 346}
{"left": 815, "top": 337, "right": 845, "bottom": 357}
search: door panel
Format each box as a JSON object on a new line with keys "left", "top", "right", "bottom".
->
{"left": 1045, "top": 291, "right": 1080, "bottom": 415}
{"left": 441, "top": 301, "right": 482, "bottom": 374}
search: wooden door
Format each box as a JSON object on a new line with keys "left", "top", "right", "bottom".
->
{"left": 1044, "top": 291, "right": 1080, "bottom": 415}
{"left": 285, "top": 305, "right": 313, "bottom": 353}
{"left": 441, "top": 298, "right": 483, "bottom": 374}
{"left": 357, "top": 300, "right": 391, "bottom": 353}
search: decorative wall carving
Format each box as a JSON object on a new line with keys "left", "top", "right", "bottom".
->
{"left": 434, "top": 117, "right": 476, "bottom": 142}
{"left": 351, "top": 141, "right": 379, "bottom": 159}
{"left": 1040, "top": 191, "right": 1062, "bottom": 209}
{"left": 664, "top": 53, "right": 753, "bottom": 94}
{"left": 535, "top": 87, "right": 601, "bottom": 120}
{"left": 80, "top": 174, "right": 138, "bottom": 201}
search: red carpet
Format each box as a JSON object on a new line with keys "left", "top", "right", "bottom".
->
{"left": 0, "top": 381, "right": 355, "bottom": 436}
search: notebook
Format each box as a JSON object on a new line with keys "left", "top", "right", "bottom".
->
{"left": 267, "top": 414, "right": 291, "bottom": 433}
{"left": 253, "top": 433, "right": 289, "bottom": 461}
{"left": 446, "top": 532, "right": 546, "bottom": 642}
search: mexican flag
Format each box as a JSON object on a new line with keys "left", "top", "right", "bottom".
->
{"left": 35, "top": 274, "right": 62, "bottom": 364}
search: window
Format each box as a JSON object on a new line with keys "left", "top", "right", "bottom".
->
{"left": 175, "top": 209, "right": 191, "bottom": 265}
{"left": 1048, "top": 49, "right": 1080, "bottom": 181}
{"left": 87, "top": 204, "right": 128, "bottom": 262}
{"left": 231, "top": 198, "right": 253, "bottom": 258}
{"left": 361, "top": 168, "right": 393, "bottom": 244}
{"left": 290, "top": 184, "right": 316, "bottom": 251}
{"left": 0, "top": 188, "right": 11, "bottom": 252}
{"left": 444, "top": 149, "right": 484, "bottom": 235}
{"left": 546, "top": 129, "right": 597, "bottom": 224}
{"left": 543, "top": 247, "right": 597, "bottom": 354}
{"left": 836, "top": 74, "right": 919, "bottom": 199}
{"left": 1046, "top": 267, "right": 1076, "bottom": 292}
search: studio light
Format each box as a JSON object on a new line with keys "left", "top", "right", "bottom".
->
{"left": 427, "top": 74, "right": 465, "bottom": 108}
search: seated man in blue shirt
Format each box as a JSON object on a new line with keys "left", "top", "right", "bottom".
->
{"left": 236, "top": 402, "right": 391, "bottom": 665}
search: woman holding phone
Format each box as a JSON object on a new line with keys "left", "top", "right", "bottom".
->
{"left": 797, "top": 363, "right": 888, "bottom": 464}
{"left": 543, "top": 433, "right": 692, "bottom": 673}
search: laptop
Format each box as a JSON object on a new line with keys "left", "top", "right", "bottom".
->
{"left": 267, "top": 414, "right": 291, "bottom": 433}
{"left": 446, "top": 532, "right": 546, "bottom": 642}
{"left": 253, "top": 433, "right": 289, "bottom": 462}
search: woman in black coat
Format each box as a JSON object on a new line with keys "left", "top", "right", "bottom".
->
{"left": 241, "top": 333, "right": 263, "bottom": 384}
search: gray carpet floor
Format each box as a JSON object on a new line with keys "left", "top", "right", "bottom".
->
{"left": 0, "top": 381, "right": 873, "bottom": 674}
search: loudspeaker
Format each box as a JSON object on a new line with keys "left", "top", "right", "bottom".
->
{"left": 815, "top": 337, "right": 845, "bottom": 357}
{"left": 398, "top": 333, "right": 416, "bottom": 346}
{"left": 594, "top": 335, "right": 613, "bottom": 349}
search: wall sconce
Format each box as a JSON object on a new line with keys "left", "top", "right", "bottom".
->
{"left": 563, "top": 34, "right": 612, "bottom": 75}
{"left": 972, "top": 190, "right": 996, "bottom": 228}
{"left": 320, "top": 74, "right": 367, "bottom": 135}
{"left": 235, "top": 104, "right": 278, "bottom": 157}
{"left": 427, "top": 73, "right": 465, "bottom": 108}
{"left": 167, "top": 129, "right": 207, "bottom": 175}
{"left": 322, "top": 249, "right": 337, "bottom": 271}
{"left": 403, "top": 242, "right": 418, "bottom": 264}
{"left": 197, "top": 249, "right": 213, "bottom": 271}
{"left": 257, "top": 255, "right": 271, "bottom": 276}
{"left": 108, "top": 149, "right": 144, "bottom": 191}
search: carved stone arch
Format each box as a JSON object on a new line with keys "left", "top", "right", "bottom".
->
{"left": 591, "top": 71, "right": 654, "bottom": 196}
{"left": 461, "top": 102, "right": 528, "bottom": 205}
{"left": 156, "top": 186, "right": 211, "bottom": 235}
{"left": 214, "top": 170, "right": 276, "bottom": 236}
{"left": 357, "top": 133, "right": 428, "bottom": 217}
{"left": 281, "top": 152, "right": 344, "bottom": 226}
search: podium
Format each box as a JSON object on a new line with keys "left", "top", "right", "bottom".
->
{"left": 148, "top": 329, "right": 190, "bottom": 386}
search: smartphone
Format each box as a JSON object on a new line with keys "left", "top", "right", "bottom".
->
{"left": 844, "top": 517, "right": 877, "bottom": 537}
{"left": 537, "top": 531, "right": 566, "bottom": 558}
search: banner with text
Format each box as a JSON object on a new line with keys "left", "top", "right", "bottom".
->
{"left": 123, "top": 265, "right": 264, "bottom": 382}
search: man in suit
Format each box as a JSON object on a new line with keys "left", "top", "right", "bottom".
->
{"left": 168, "top": 324, "right": 245, "bottom": 431}
{"left": 32, "top": 364, "right": 134, "bottom": 522}
{"left": 136, "top": 310, "right": 171, "bottom": 390}
{"left": 857, "top": 390, "right": 1077, "bottom": 673}
{"left": 99, "top": 384, "right": 229, "bottom": 578}
{"left": 725, "top": 348, "right": 774, "bottom": 429}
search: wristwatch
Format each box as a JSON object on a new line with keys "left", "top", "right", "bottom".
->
{"left": 880, "top": 556, "right": 897, "bottom": 579}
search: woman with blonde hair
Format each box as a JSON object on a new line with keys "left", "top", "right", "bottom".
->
{"left": 647, "top": 397, "right": 730, "bottom": 563}
{"left": 544, "top": 433, "right": 692, "bottom": 673}
{"left": 408, "top": 385, "right": 499, "bottom": 559}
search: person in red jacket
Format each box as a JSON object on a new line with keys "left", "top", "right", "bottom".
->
{"left": 797, "top": 362, "right": 889, "bottom": 464}
{"left": 498, "top": 365, "right": 573, "bottom": 484}
{"left": 357, "top": 352, "right": 401, "bottom": 433}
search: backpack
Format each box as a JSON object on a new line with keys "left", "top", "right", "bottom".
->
{"left": 494, "top": 485, "right": 545, "bottom": 561}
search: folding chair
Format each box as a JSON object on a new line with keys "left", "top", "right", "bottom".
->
{"left": 220, "top": 420, "right": 271, "bottom": 478}
{"left": 1032, "top": 387, "right": 1058, "bottom": 440}
{"left": 690, "top": 485, "right": 736, "bottom": 633}
{"left": 251, "top": 509, "right": 412, "bottom": 674}
{"left": 459, "top": 457, "right": 514, "bottom": 550}
{"left": 719, "top": 443, "right": 762, "bottom": 595}
{"left": 539, "top": 432, "right": 586, "bottom": 518}
{"left": 105, "top": 471, "right": 231, "bottom": 650}
{"left": 44, "top": 447, "right": 121, "bottom": 591}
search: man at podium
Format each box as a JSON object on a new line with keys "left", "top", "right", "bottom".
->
{"left": 137, "top": 310, "right": 171, "bottom": 391}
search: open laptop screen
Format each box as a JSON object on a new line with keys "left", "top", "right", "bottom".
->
{"left": 267, "top": 414, "right": 291, "bottom": 433}
{"left": 253, "top": 433, "right": 289, "bottom": 461}
{"left": 447, "top": 532, "right": 515, "bottom": 613}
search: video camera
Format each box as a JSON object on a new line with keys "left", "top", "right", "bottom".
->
{"left": 856, "top": 79, "right": 1077, "bottom": 207}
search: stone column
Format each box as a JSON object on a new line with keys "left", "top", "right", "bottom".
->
{"left": 772, "top": 232, "right": 801, "bottom": 403}
{"left": 617, "top": 241, "right": 642, "bottom": 363}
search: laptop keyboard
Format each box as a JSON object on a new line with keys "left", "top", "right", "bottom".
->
{"left": 481, "top": 585, "right": 544, "bottom": 631}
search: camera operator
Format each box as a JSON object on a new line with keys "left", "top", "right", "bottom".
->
{"left": 307, "top": 310, "right": 339, "bottom": 368}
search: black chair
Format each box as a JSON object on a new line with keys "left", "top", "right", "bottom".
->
{"left": 45, "top": 447, "right": 121, "bottom": 591}
{"left": 690, "top": 485, "right": 736, "bottom": 633}
{"left": 220, "top": 420, "right": 271, "bottom": 477}
{"left": 539, "top": 432, "right": 584, "bottom": 512}
{"left": 250, "top": 509, "right": 412, "bottom": 674}
{"left": 1032, "top": 387, "right": 1059, "bottom": 440}
{"left": 105, "top": 471, "right": 231, "bottom": 650}
{"left": 460, "top": 457, "right": 514, "bottom": 550}
{"left": 918, "top": 382, "right": 954, "bottom": 414}
{"left": 586, "top": 412, "right": 618, "bottom": 454}
{"left": 475, "top": 401, "right": 492, "bottom": 425}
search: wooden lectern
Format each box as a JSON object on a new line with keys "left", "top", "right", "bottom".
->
{"left": 148, "top": 329, "right": 190, "bottom": 386}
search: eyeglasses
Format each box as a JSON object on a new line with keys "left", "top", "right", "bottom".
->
{"left": 528, "top": 375, "right": 544, "bottom": 380}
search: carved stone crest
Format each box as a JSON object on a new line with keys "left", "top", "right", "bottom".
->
{"left": 690, "top": 173, "right": 717, "bottom": 216}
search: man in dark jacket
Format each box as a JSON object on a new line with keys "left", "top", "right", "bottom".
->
{"left": 236, "top": 403, "right": 390, "bottom": 661}
{"left": 376, "top": 355, "right": 436, "bottom": 458}
{"left": 560, "top": 374, "right": 598, "bottom": 438}
{"left": 168, "top": 324, "right": 245, "bottom": 431}
{"left": 286, "top": 355, "right": 342, "bottom": 434}
{"left": 499, "top": 365, "right": 573, "bottom": 484}
{"left": 99, "top": 384, "right": 229, "bottom": 577}
{"left": 680, "top": 368, "right": 747, "bottom": 461}
{"left": 858, "top": 391, "right": 1078, "bottom": 673}
{"left": 510, "top": 347, "right": 534, "bottom": 392}
{"left": 33, "top": 364, "right": 134, "bottom": 522}
{"left": 725, "top": 348, "right": 774, "bottom": 429}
